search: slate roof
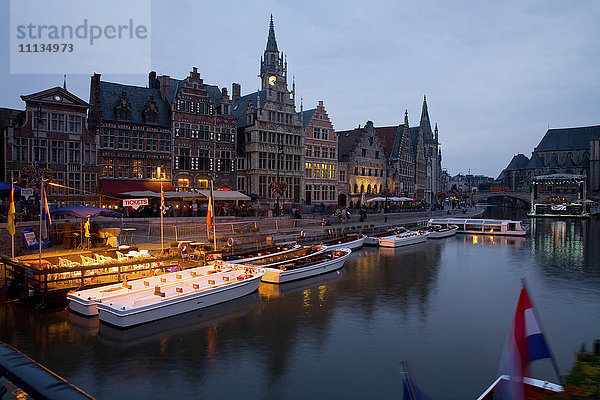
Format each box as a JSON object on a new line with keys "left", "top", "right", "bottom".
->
{"left": 266, "top": 15, "right": 278, "bottom": 52}
{"left": 409, "top": 127, "right": 422, "bottom": 157}
{"left": 535, "top": 125, "right": 600, "bottom": 152}
{"left": 300, "top": 108, "right": 316, "bottom": 129}
{"left": 231, "top": 90, "right": 267, "bottom": 128}
{"left": 547, "top": 155, "right": 560, "bottom": 168}
{"left": 505, "top": 154, "right": 530, "bottom": 171}
{"left": 525, "top": 152, "right": 544, "bottom": 169}
{"left": 374, "top": 126, "right": 398, "bottom": 159}
{"left": 337, "top": 127, "right": 362, "bottom": 161}
{"left": 99, "top": 81, "right": 171, "bottom": 127}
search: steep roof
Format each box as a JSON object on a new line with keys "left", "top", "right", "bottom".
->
{"left": 231, "top": 90, "right": 267, "bottom": 128}
{"left": 266, "top": 15, "right": 278, "bottom": 52}
{"left": 301, "top": 108, "right": 316, "bottom": 129}
{"left": 505, "top": 154, "right": 530, "bottom": 171}
{"left": 525, "top": 152, "right": 544, "bottom": 169}
{"left": 337, "top": 127, "right": 362, "bottom": 161}
{"left": 374, "top": 126, "right": 398, "bottom": 159}
{"left": 535, "top": 125, "right": 600, "bottom": 152}
{"left": 99, "top": 81, "right": 171, "bottom": 127}
{"left": 409, "top": 126, "right": 421, "bottom": 157}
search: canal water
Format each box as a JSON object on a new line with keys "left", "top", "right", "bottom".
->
{"left": 1, "top": 208, "right": 599, "bottom": 399}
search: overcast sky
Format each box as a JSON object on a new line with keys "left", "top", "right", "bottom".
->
{"left": 2, "top": 0, "right": 599, "bottom": 177}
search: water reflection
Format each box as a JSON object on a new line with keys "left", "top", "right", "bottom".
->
{"left": 457, "top": 234, "right": 527, "bottom": 248}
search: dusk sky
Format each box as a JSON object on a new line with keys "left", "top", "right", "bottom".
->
{"left": 2, "top": 0, "right": 599, "bottom": 177}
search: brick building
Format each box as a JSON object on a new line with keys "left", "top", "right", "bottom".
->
{"left": 233, "top": 16, "right": 304, "bottom": 204}
{"left": 301, "top": 101, "right": 337, "bottom": 205}
{"left": 4, "top": 86, "right": 98, "bottom": 203}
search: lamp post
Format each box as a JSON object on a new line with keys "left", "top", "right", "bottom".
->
{"left": 157, "top": 166, "right": 164, "bottom": 254}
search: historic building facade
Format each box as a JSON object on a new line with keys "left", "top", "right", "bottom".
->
{"left": 4, "top": 86, "right": 98, "bottom": 203}
{"left": 149, "top": 68, "right": 237, "bottom": 191}
{"left": 418, "top": 97, "right": 441, "bottom": 204}
{"left": 89, "top": 74, "right": 173, "bottom": 197}
{"left": 337, "top": 121, "right": 387, "bottom": 206}
{"left": 302, "top": 101, "right": 337, "bottom": 205}
{"left": 233, "top": 16, "right": 304, "bottom": 203}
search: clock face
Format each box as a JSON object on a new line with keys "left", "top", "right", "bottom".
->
{"left": 268, "top": 75, "right": 276, "bottom": 86}
{"left": 54, "top": 95, "right": 62, "bottom": 102}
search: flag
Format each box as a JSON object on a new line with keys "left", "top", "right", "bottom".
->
{"left": 41, "top": 185, "right": 52, "bottom": 242}
{"left": 161, "top": 189, "right": 166, "bottom": 214}
{"left": 206, "top": 193, "right": 214, "bottom": 231}
{"left": 497, "top": 287, "right": 552, "bottom": 399}
{"left": 6, "top": 186, "right": 15, "bottom": 236}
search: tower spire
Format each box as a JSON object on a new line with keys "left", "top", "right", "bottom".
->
{"left": 266, "top": 14, "right": 278, "bottom": 52}
{"left": 420, "top": 95, "right": 433, "bottom": 140}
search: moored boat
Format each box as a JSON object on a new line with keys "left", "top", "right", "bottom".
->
{"left": 364, "top": 227, "right": 407, "bottom": 245}
{"left": 244, "top": 245, "right": 327, "bottom": 267}
{"left": 97, "top": 266, "right": 265, "bottom": 328}
{"left": 424, "top": 224, "right": 458, "bottom": 239}
{"left": 68, "top": 264, "right": 230, "bottom": 317}
{"left": 261, "top": 248, "right": 352, "bottom": 284}
{"left": 427, "top": 218, "right": 528, "bottom": 236}
{"left": 223, "top": 242, "right": 300, "bottom": 263}
{"left": 379, "top": 231, "right": 428, "bottom": 248}
{"left": 321, "top": 234, "right": 366, "bottom": 250}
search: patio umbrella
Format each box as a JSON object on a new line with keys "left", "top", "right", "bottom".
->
{"left": 50, "top": 206, "right": 123, "bottom": 218}
{"left": 0, "top": 182, "right": 21, "bottom": 196}
{"left": 366, "top": 197, "right": 387, "bottom": 202}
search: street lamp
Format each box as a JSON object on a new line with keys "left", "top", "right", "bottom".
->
{"left": 157, "top": 166, "right": 164, "bottom": 254}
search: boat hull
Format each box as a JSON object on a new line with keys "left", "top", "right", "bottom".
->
{"left": 324, "top": 236, "right": 365, "bottom": 250}
{"left": 427, "top": 218, "right": 528, "bottom": 236}
{"left": 97, "top": 273, "right": 263, "bottom": 328}
{"left": 262, "top": 249, "right": 351, "bottom": 284}
{"left": 379, "top": 233, "right": 427, "bottom": 248}
{"left": 426, "top": 226, "right": 458, "bottom": 239}
{"left": 477, "top": 375, "right": 564, "bottom": 400}
{"left": 364, "top": 236, "right": 380, "bottom": 246}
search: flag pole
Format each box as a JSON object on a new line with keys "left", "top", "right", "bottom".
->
{"left": 39, "top": 179, "right": 43, "bottom": 269}
{"left": 10, "top": 181, "right": 15, "bottom": 260}
{"left": 211, "top": 179, "right": 216, "bottom": 252}
{"left": 521, "top": 278, "right": 565, "bottom": 386}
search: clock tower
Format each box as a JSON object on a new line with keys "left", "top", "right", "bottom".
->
{"left": 260, "top": 15, "right": 286, "bottom": 90}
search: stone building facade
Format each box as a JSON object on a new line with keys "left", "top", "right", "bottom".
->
{"left": 591, "top": 139, "right": 600, "bottom": 193}
{"left": 149, "top": 68, "right": 237, "bottom": 191}
{"left": 418, "top": 97, "right": 441, "bottom": 204}
{"left": 233, "top": 16, "right": 304, "bottom": 203}
{"left": 4, "top": 86, "right": 98, "bottom": 203}
{"left": 302, "top": 101, "right": 337, "bottom": 205}
{"left": 89, "top": 74, "right": 173, "bottom": 198}
{"left": 337, "top": 121, "right": 387, "bottom": 206}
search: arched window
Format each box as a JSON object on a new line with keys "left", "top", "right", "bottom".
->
{"left": 367, "top": 184, "right": 371, "bottom": 194}
{"left": 360, "top": 184, "right": 364, "bottom": 193}
{"left": 354, "top": 184, "right": 358, "bottom": 193}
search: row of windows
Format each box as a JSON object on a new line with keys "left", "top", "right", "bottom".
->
{"left": 360, "top": 148, "right": 380, "bottom": 159}
{"left": 305, "top": 163, "right": 336, "bottom": 179}
{"left": 306, "top": 145, "right": 336, "bottom": 159}
{"left": 354, "top": 166, "right": 384, "bottom": 177}
{"left": 311, "top": 127, "right": 331, "bottom": 141}
{"left": 177, "top": 100, "right": 214, "bottom": 115}
{"left": 102, "top": 128, "right": 170, "bottom": 152}
{"left": 33, "top": 112, "right": 82, "bottom": 133}
{"left": 306, "top": 184, "right": 336, "bottom": 202}
{"left": 258, "top": 176, "right": 301, "bottom": 199}
{"left": 101, "top": 158, "right": 169, "bottom": 179}
{"left": 258, "top": 152, "right": 301, "bottom": 171}
{"left": 13, "top": 138, "right": 93, "bottom": 164}
{"left": 268, "top": 110, "right": 295, "bottom": 124}
{"left": 353, "top": 183, "right": 381, "bottom": 195}
{"left": 256, "top": 131, "right": 301, "bottom": 146}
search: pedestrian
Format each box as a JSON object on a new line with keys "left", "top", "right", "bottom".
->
{"left": 341, "top": 208, "right": 347, "bottom": 224}
{"left": 191, "top": 201, "right": 198, "bottom": 217}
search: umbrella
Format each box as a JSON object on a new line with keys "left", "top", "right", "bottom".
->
{"left": 0, "top": 182, "right": 21, "bottom": 196}
{"left": 391, "top": 197, "right": 414, "bottom": 202}
{"left": 366, "top": 197, "right": 387, "bottom": 202}
{"left": 50, "top": 206, "right": 123, "bottom": 218}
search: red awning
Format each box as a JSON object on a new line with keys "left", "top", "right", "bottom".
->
{"left": 99, "top": 179, "right": 175, "bottom": 197}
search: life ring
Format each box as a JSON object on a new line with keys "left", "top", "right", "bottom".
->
{"left": 300, "top": 230, "right": 306, "bottom": 237}
{"left": 227, "top": 237, "right": 234, "bottom": 247}
{"left": 178, "top": 242, "right": 187, "bottom": 253}
{"left": 328, "top": 229, "right": 333, "bottom": 235}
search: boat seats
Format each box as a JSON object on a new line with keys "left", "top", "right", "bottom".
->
{"left": 160, "top": 278, "right": 166, "bottom": 283}
{"left": 154, "top": 286, "right": 165, "bottom": 297}
{"left": 176, "top": 274, "right": 182, "bottom": 279}
{"left": 223, "top": 276, "right": 229, "bottom": 282}
{"left": 176, "top": 287, "right": 183, "bottom": 293}
{"left": 143, "top": 281, "right": 149, "bottom": 287}
{"left": 193, "top": 284, "right": 200, "bottom": 290}
{"left": 208, "top": 279, "right": 215, "bottom": 285}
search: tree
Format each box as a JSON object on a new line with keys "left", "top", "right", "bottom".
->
{"left": 21, "top": 165, "right": 53, "bottom": 191}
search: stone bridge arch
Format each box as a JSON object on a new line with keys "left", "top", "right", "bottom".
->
{"left": 471, "top": 191, "right": 531, "bottom": 208}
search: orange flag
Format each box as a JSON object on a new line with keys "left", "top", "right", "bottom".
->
{"left": 6, "top": 187, "right": 15, "bottom": 236}
{"left": 206, "top": 193, "right": 213, "bottom": 231}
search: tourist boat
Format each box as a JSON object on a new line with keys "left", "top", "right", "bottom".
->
{"left": 378, "top": 230, "right": 428, "bottom": 248}
{"left": 223, "top": 242, "right": 301, "bottom": 263}
{"left": 97, "top": 266, "right": 265, "bottom": 328}
{"left": 364, "top": 227, "right": 407, "bottom": 245}
{"left": 427, "top": 218, "right": 528, "bottom": 236}
{"left": 244, "top": 245, "right": 327, "bottom": 267}
{"left": 424, "top": 224, "right": 458, "bottom": 239}
{"left": 321, "top": 234, "right": 366, "bottom": 250}
{"left": 261, "top": 248, "right": 352, "bottom": 284}
{"left": 477, "top": 284, "right": 564, "bottom": 399}
{"left": 67, "top": 264, "right": 231, "bottom": 317}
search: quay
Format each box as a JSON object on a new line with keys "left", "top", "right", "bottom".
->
{"left": 0, "top": 208, "right": 484, "bottom": 308}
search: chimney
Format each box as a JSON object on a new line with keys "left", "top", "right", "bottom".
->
{"left": 232, "top": 83, "right": 241, "bottom": 101}
{"left": 89, "top": 73, "right": 102, "bottom": 129}
{"left": 318, "top": 100, "right": 324, "bottom": 107}
{"left": 158, "top": 75, "right": 170, "bottom": 98}
{"left": 221, "top": 87, "right": 228, "bottom": 98}
{"left": 191, "top": 67, "right": 200, "bottom": 79}
{"left": 148, "top": 71, "right": 157, "bottom": 88}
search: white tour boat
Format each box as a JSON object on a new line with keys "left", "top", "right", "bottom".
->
{"left": 424, "top": 224, "right": 458, "bottom": 239}
{"left": 427, "top": 218, "right": 528, "bottom": 236}
{"left": 321, "top": 234, "right": 366, "bottom": 250}
{"left": 364, "top": 227, "right": 407, "bottom": 245}
{"left": 261, "top": 248, "right": 352, "bottom": 284}
{"left": 97, "top": 266, "right": 265, "bottom": 328}
{"left": 223, "top": 242, "right": 301, "bottom": 264}
{"left": 244, "top": 245, "right": 327, "bottom": 267}
{"left": 378, "top": 231, "right": 428, "bottom": 248}
{"left": 68, "top": 264, "right": 230, "bottom": 316}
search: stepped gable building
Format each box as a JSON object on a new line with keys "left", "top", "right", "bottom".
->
{"left": 497, "top": 125, "right": 600, "bottom": 191}
{"left": 337, "top": 121, "right": 386, "bottom": 206}
{"left": 4, "top": 86, "right": 98, "bottom": 203}
{"left": 301, "top": 101, "right": 337, "bottom": 205}
{"left": 149, "top": 68, "right": 236, "bottom": 191}
{"left": 89, "top": 73, "right": 174, "bottom": 197}
{"left": 233, "top": 16, "right": 304, "bottom": 202}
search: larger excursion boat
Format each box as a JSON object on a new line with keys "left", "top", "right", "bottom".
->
{"left": 378, "top": 230, "right": 428, "bottom": 248}
{"left": 364, "top": 227, "right": 407, "bottom": 245}
{"left": 320, "top": 234, "right": 366, "bottom": 250}
{"left": 67, "top": 264, "right": 230, "bottom": 316}
{"left": 243, "top": 245, "right": 327, "bottom": 267}
{"left": 261, "top": 248, "right": 352, "bottom": 284}
{"left": 223, "top": 242, "right": 301, "bottom": 264}
{"left": 427, "top": 218, "right": 528, "bottom": 236}
{"left": 97, "top": 265, "right": 265, "bottom": 328}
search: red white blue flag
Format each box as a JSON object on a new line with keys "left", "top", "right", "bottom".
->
{"left": 496, "top": 287, "right": 551, "bottom": 399}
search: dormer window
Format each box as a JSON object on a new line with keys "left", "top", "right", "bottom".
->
{"left": 143, "top": 96, "right": 159, "bottom": 123}
{"left": 114, "top": 92, "right": 131, "bottom": 121}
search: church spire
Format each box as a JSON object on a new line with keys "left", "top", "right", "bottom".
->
{"left": 420, "top": 95, "right": 433, "bottom": 140}
{"left": 266, "top": 14, "right": 278, "bottom": 52}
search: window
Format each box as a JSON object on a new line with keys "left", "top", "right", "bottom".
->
{"left": 375, "top": 151, "right": 379, "bottom": 159}
{"left": 217, "top": 150, "right": 231, "bottom": 172}
{"left": 67, "top": 142, "right": 81, "bottom": 164}
{"left": 159, "top": 134, "right": 170, "bottom": 152}
{"left": 132, "top": 159, "right": 144, "bottom": 178}
{"left": 339, "top": 170, "right": 346, "bottom": 182}
{"left": 68, "top": 115, "right": 82, "bottom": 133}
{"left": 84, "top": 173, "right": 97, "bottom": 193}
{"left": 178, "top": 148, "right": 191, "bottom": 170}
{"left": 267, "top": 153, "right": 275, "bottom": 170}
{"left": 147, "top": 133, "right": 157, "bottom": 151}
{"left": 33, "top": 139, "right": 47, "bottom": 163}
{"left": 117, "top": 129, "right": 129, "bottom": 149}
{"left": 237, "top": 177, "right": 245, "bottom": 192}
{"left": 362, "top": 149, "right": 367, "bottom": 157}
{"left": 103, "top": 128, "right": 115, "bottom": 148}
{"left": 33, "top": 111, "right": 47, "bottom": 129}
{"left": 259, "top": 152, "right": 266, "bottom": 169}
{"left": 84, "top": 143, "right": 96, "bottom": 165}
{"left": 131, "top": 131, "right": 143, "bottom": 150}
{"left": 369, "top": 137, "right": 374, "bottom": 145}
{"left": 198, "top": 149, "right": 210, "bottom": 171}
{"left": 259, "top": 176, "right": 267, "bottom": 197}
{"left": 306, "top": 162, "right": 313, "bottom": 178}
{"left": 314, "top": 128, "right": 321, "bottom": 139}
{"left": 198, "top": 125, "right": 210, "bottom": 140}
{"left": 50, "top": 113, "right": 65, "bottom": 132}
{"left": 67, "top": 172, "right": 81, "bottom": 194}
{"left": 102, "top": 158, "right": 114, "bottom": 177}
{"left": 50, "top": 141, "right": 64, "bottom": 164}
